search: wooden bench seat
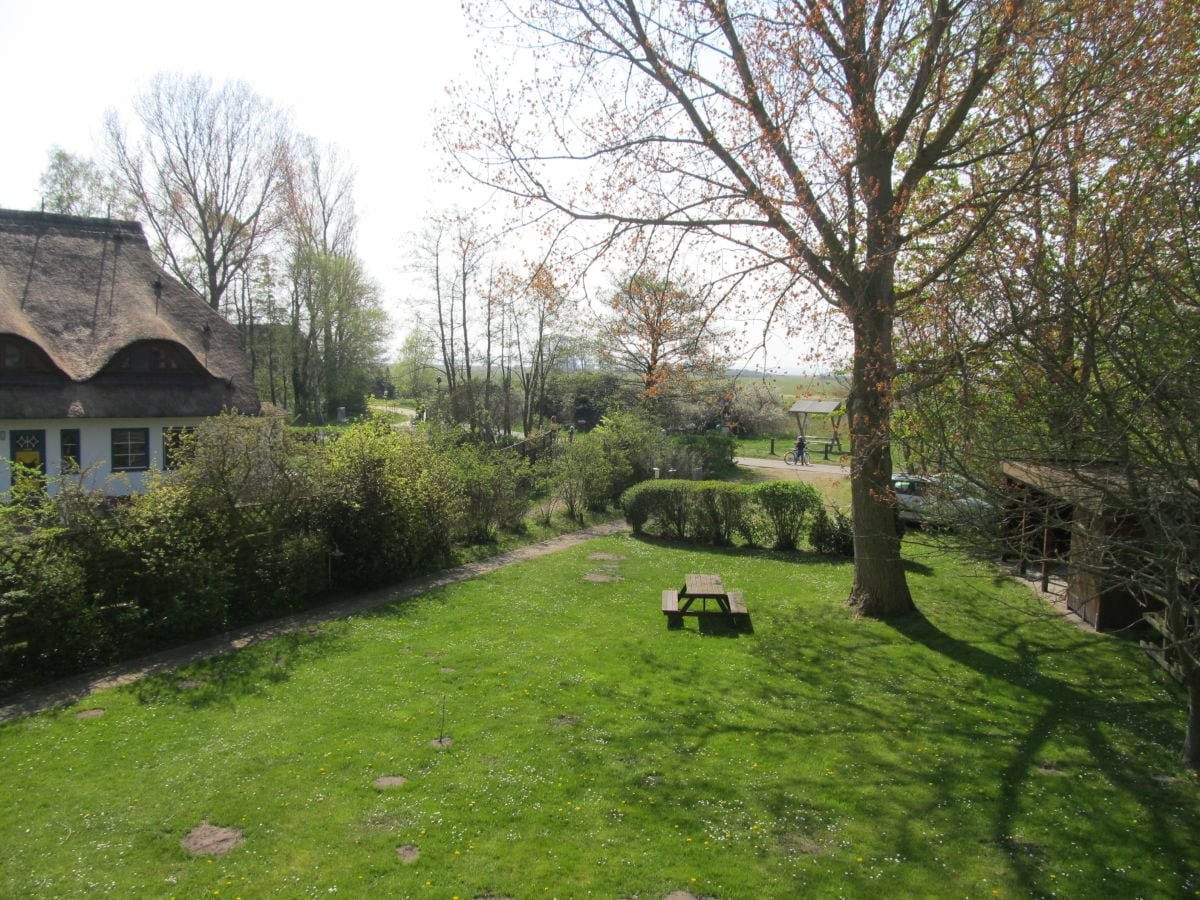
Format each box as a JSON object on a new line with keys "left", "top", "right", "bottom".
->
{"left": 662, "top": 589, "right": 682, "bottom": 628}
{"left": 726, "top": 590, "right": 746, "bottom": 615}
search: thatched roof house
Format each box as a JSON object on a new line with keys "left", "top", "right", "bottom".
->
{"left": 0, "top": 208, "right": 258, "bottom": 418}
{"left": 1, "top": 208, "right": 259, "bottom": 495}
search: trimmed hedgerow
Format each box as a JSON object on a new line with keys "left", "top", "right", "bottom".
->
{"left": 810, "top": 504, "right": 855, "bottom": 557}
{"left": 618, "top": 480, "right": 695, "bottom": 538}
{"left": 621, "top": 478, "right": 826, "bottom": 552}
{"left": 690, "top": 481, "right": 748, "bottom": 546}
{"left": 751, "top": 481, "right": 822, "bottom": 551}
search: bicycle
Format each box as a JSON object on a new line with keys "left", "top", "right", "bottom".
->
{"left": 783, "top": 449, "right": 800, "bottom": 465}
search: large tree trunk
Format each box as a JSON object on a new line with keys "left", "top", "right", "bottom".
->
{"left": 847, "top": 306, "right": 914, "bottom": 617}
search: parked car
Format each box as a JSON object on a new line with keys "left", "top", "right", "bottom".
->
{"left": 891, "top": 472, "right": 992, "bottom": 528}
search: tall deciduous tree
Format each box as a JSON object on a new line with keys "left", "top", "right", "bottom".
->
{"left": 38, "top": 148, "right": 134, "bottom": 219}
{"left": 409, "top": 212, "right": 496, "bottom": 430}
{"left": 106, "top": 73, "right": 290, "bottom": 312}
{"left": 895, "top": 29, "right": 1200, "bottom": 765}
{"left": 503, "top": 263, "right": 578, "bottom": 435}
{"left": 447, "top": 0, "right": 1137, "bottom": 615}
{"left": 394, "top": 322, "right": 439, "bottom": 401}
{"left": 599, "top": 270, "right": 724, "bottom": 404}
{"left": 279, "top": 138, "right": 388, "bottom": 422}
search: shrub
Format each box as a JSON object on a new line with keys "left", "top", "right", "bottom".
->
{"left": 554, "top": 434, "right": 623, "bottom": 520}
{"left": 234, "top": 529, "right": 329, "bottom": 623}
{"left": 0, "top": 527, "right": 108, "bottom": 681}
{"left": 119, "top": 482, "right": 235, "bottom": 643}
{"left": 316, "top": 419, "right": 459, "bottom": 587}
{"left": 447, "top": 443, "right": 532, "bottom": 542}
{"left": 666, "top": 431, "right": 737, "bottom": 478}
{"left": 691, "top": 481, "right": 748, "bottom": 546}
{"left": 617, "top": 479, "right": 695, "bottom": 540}
{"left": 619, "top": 481, "right": 656, "bottom": 534}
{"left": 591, "top": 409, "right": 664, "bottom": 494}
{"left": 811, "top": 504, "right": 855, "bottom": 557}
{"left": 734, "top": 501, "right": 771, "bottom": 548}
{"left": 752, "top": 481, "right": 821, "bottom": 550}
{"left": 184, "top": 413, "right": 317, "bottom": 516}
{"left": 655, "top": 480, "right": 694, "bottom": 539}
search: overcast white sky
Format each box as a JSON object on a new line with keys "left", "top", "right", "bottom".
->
{"left": 0, "top": 0, "right": 480, "bottom": 341}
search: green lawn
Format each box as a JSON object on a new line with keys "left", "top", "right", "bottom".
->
{"left": 2, "top": 537, "right": 1196, "bottom": 897}
{"left": 736, "top": 434, "right": 849, "bottom": 463}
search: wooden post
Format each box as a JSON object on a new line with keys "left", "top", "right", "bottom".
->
{"left": 1041, "top": 511, "right": 1053, "bottom": 593}
{"left": 1018, "top": 507, "right": 1029, "bottom": 576}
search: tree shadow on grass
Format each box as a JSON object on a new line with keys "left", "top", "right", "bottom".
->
{"left": 886, "top": 608, "right": 1197, "bottom": 896}
{"left": 902, "top": 558, "right": 935, "bottom": 577}
{"left": 130, "top": 626, "right": 350, "bottom": 711}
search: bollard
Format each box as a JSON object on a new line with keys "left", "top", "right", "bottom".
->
{"left": 770, "top": 437, "right": 775, "bottom": 455}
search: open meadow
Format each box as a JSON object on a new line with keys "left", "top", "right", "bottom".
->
{"left": 1, "top": 532, "right": 1196, "bottom": 897}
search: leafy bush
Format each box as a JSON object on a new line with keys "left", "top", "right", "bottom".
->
{"left": 446, "top": 443, "right": 532, "bottom": 542}
{"left": 0, "top": 521, "right": 108, "bottom": 681}
{"left": 618, "top": 480, "right": 693, "bottom": 538}
{"left": 734, "top": 500, "right": 771, "bottom": 548}
{"left": 666, "top": 431, "right": 737, "bottom": 478}
{"left": 184, "top": 413, "right": 317, "bottom": 517}
{"left": 811, "top": 504, "right": 855, "bottom": 557}
{"left": 118, "top": 482, "right": 236, "bottom": 643}
{"left": 655, "top": 480, "right": 695, "bottom": 539}
{"left": 233, "top": 529, "right": 329, "bottom": 623}
{"left": 691, "top": 481, "right": 748, "bottom": 546}
{"left": 752, "top": 481, "right": 821, "bottom": 550}
{"left": 590, "top": 410, "right": 664, "bottom": 494}
{"left": 316, "top": 418, "right": 460, "bottom": 587}
{"left": 618, "top": 481, "right": 657, "bottom": 534}
{"left": 553, "top": 434, "right": 624, "bottom": 520}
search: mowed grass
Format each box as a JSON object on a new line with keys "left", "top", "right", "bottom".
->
{"left": 2, "top": 536, "right": 1197, "bottom": 898}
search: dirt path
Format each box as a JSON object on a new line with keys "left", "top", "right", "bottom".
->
{"left": 0, "top": 520, "right": 628, "bottom": 723}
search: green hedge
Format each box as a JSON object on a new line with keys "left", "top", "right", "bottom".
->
{"left": 0, "top": 415, "right": 463, "bottom": 693}
{"left": 621, "top": 478, "right": 837, "bottom": 552}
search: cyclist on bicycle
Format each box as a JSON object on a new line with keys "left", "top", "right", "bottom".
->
{"left": 794, "top": 434, "right": 808, "bottom": 466}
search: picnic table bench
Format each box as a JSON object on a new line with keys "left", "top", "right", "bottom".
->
{"left": 663, "top": 573, "right": 747, "bottom": 628}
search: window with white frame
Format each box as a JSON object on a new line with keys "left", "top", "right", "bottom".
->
{"left": 111, "top": 428, "right": 150, "bottom": 471}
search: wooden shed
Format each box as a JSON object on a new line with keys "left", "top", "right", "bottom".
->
{"left": 1001, "top": 460, "right": 1149, "bottom": 631}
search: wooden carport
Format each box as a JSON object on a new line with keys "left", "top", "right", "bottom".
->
{"left": 1001, "top": 460, "right": 1148, "bottom": 631}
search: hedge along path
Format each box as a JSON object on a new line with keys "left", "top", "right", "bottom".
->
{"left": 0, "top": 519, "right": 628, "bottom": 722}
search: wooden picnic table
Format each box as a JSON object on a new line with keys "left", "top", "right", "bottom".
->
{"left": 662, "top": 573, "right": 747, "bottom": 628}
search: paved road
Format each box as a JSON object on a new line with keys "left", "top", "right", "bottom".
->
{"left": 0, "top": 520, "right": 628, "bottom": 722}
{"left": 736, "top": 455, "right": 849, "bottom": 475}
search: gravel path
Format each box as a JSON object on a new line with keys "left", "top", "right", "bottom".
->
{"left": 0, "top": 519, "right": 628, "bottom": 722}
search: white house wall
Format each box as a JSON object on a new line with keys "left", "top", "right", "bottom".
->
{"left": 0, "top": 417, "right": 207, "bottom": 497}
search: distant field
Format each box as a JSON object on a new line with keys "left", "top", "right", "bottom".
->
{"left": 733, "top": 373, "right": 847, "bottom": 404}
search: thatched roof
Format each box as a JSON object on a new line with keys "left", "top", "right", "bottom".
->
{"left": 0, "top": 209, "right": 259, "bottom": 419}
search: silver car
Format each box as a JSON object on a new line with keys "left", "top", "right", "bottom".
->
{"left": 891, "top": 473, "right": 991, "bottom": 527}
